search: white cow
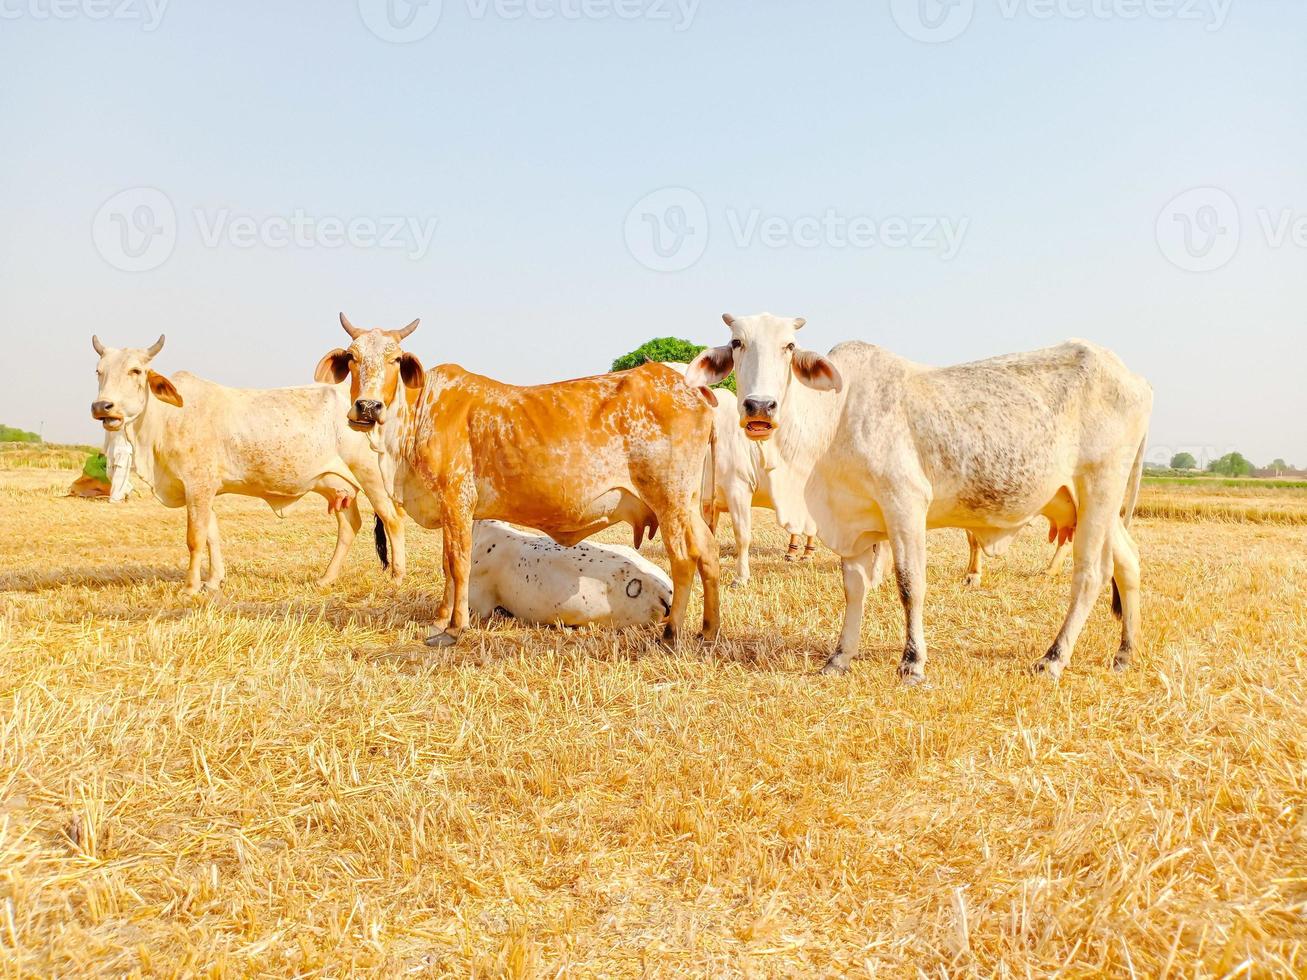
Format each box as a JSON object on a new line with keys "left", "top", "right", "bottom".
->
{"left": 90, "top": 334, "right": 407, "bottom": 593}
{"left": 660, "top": 362, "right": 817, "bottom": 585}
{"left": 686, "top": 313, "right": 1151, "bottom": 683}
{"left": 466, "top": 521, "right": 672, "bottom": 627}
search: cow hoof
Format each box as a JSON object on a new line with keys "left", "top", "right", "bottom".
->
{"left": 898, "top": 672, "right": 929, "bottom": 688}
{"left": 1111, "top": 651, "right": 1133, "bottom": 673}
{"left": 963, "top": 573, "right": 982, "bottom": 588}
{"left": 1031, "top": 656, "right": 1064, "bottom": 680}
{"left": 728, "top": 578, "right": 749, "bottom": 590}
{"left": 818, "top": 658, "right": 849, "bottom": 676}
{"left": 424, "top": 631, "right": 459, "bottom": 648}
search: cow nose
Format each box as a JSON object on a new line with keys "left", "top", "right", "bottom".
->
{"left": 354, "top": 399, "right": 383, "bottom": 417}
{"left": 91, "top": 400, "right": 114, "bottom": 415}
{"left": 743, "top": 396, "right": 777, "bottom": 417}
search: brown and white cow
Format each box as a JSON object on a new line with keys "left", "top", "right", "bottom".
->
{"left": 686, "top": 313, "right": 1151, "bottom": 683}
{"left": 90, "top": 334, "right": 407, "bottom": 593}
{"left": 315, "top": 314, "right": 720, "bottom": 647}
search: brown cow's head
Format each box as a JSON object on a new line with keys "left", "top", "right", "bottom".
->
{"left": 684, "top": 313, "right": 841, "bottom": 442}
{"left": 90, "top": 334, "right": 183, "bottom": 431}
{"left": 315, "top": 313, "right": 424, "bottom": 430}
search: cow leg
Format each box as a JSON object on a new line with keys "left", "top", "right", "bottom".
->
{"left": 318, "top": 496, "right": 362, "bottom": 586}
{"left": 658, "top": 513, "right": 699, "bottom": 645}
{"left": 183, "top": 491, "right": 215, "bottom": 595}
{"left": 426, "top": 514, "right": 472, "bottom": 648}
{"left": 692, "top": 511, "right": 721, "bottom": 641}
{"left": 204, "top": 509, "right": 225, "bottom": 591}
{"left": 1110, "top": 521, "right": 1142, "bottom": 671}
{"left": 801, "top": 535, "right": 818, "bottom": 561}
{"left": 1034, "top": 496, "right": 1116, "bottom": 679}
{"left": 784, "top": 533, "right": 803, "bottom": 562}
{"left": 356, "top": 473, "right": 407, "bottom": 583}
{"left": 819, "top": 544, "right": 881, "bottom": 675}
{"left": 964, "top": 531, "right": 984, "bottom": 587}
{"left": 890, "top": 519, "right": 930, "bottom": 685}
{"left": 1045, "top": 537, "right": 1071, "bottom": 577}
{"left": 727, "top": 492, "right": 752, "bottom": 587}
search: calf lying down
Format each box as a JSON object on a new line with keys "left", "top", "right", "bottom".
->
{"left": 468, "top": 521, "right": 673, "bottom": 628}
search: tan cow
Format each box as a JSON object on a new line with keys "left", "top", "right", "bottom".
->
{"left": 314, "top": 314, "right": 719, "bottom": 647}
{"left": 90, "top": 334, "right": 407, "bottom": 593}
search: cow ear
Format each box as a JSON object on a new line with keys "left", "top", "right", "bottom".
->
{"left": 314, "top": 348, "right": 352, "bottom": 384}
{"left": 684, "top": 344, "right": 734, "bottom": 388}
{"left": 399, "top": 352, "right": 425, "bottom": 389}
{"left": 792, "top": 349, "right": 842, "bottom": 392}
{"left": 147, "top": 371, "right": 184, "bottom": 408}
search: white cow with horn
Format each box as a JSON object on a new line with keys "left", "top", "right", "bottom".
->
{"left": 684, "top": 313, "right": 1151, "bottom": 683}
{"left": 90, "top": 333, "right": 408, "bottom": 593}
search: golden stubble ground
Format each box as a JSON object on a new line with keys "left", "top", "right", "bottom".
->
{"left": 0, "top": 467, "right": 1303, "bottom": 977}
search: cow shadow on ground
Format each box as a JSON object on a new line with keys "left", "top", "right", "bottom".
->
{"left": 0, "top": 563, "right": 187, "bottom": 593}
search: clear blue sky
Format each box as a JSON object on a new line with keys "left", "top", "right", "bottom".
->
{"left": 1, "top": 1, "right": 1302, "bottom": 466}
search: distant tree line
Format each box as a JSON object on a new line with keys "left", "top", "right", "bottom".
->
{"left": 1164, "top": 451, "right": 1299, "bottom": 478}
{"left": 0, "top": 424, "right": 41, "bottom": 443}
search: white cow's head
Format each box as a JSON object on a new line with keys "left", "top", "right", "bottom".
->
{"left": 90, "top": 334, "right": 182, "bottom": 431}
{"left": 684, "top": 313, "right": 842, "bottom": 441}
{"left": 315, "top": 313, "right": 424, "bottom": 430}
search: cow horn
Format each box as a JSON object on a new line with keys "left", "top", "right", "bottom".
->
{"left": 146, "top": 334, "right": 166, "bottom": 357}
{"left": 92, "top": 335, "right": 105, "bottom": 356}
{"left": 722, "top": 313, "right": 735, "bottom": 326}
{"left": 395, "top": 318, "right": 419, "bottom": 340}
{"left": 340, "top": 312, "right": 363, "bottom": 339}
{"left": 793, "top": 317, "right": 806, "bottom": 330}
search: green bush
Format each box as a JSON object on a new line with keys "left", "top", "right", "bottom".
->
{"left": 0, "top": 424, "right": 41, "bottom": 443}
{"left": 612, "top": 337, "right": 737, "bottom": 393}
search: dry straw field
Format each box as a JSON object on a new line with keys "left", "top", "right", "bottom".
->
{"left": 1, "top": 460, "right": 1303, "bottom": 976}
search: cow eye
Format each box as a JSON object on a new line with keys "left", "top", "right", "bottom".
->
{"left": 784, "top": 343, "right": 796, "bottom": 353}
{"left": 129, "top": 368, "right": 143, "bottom": 376}
{"left": 730, "top": 338, "right": 743, "bottom": 350}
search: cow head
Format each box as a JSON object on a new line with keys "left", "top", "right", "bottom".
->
{"left": 315, "top": 313, "right": 424, "bottom": 430}
{"left": 684, "top": 313, "right": 841, "bottom": 441}
{"left": 90, "top": 334, "right": 182, "bottom": 431}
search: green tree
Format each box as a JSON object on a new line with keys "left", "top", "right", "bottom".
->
{"left": 611, "top": 337, "right": 736, "bottom": 393}
{"left": 1169, "top": 451, "right": 1197, "bottom": 470}
{"left": 0, "top": 424, "right": 41, "bottom": 443}
{"left": 1268, "top": 458, "right": 1291, "bottom": 475}
{"left": 1207, "top": 451, "right": 1253, "bottom": 477}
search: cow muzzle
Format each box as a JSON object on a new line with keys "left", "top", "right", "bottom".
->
{"left": 740, "top": 396, "right": 779, "bottom": 441}
{"left": 349, "top": 399, "right": 385, "bottom": 429}
{"left": 91, "top": 401, "right": 124, "bottom": 430}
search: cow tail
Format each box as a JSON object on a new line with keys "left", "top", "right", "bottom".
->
{"left": 1111, "top": 431, "right": 1148, "bottom": 620}
{"left": 374, "top": 514, "right": 389, "bottom": 570}
{"left": 703, "top": 421, "right": 717, "bottom": 529}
